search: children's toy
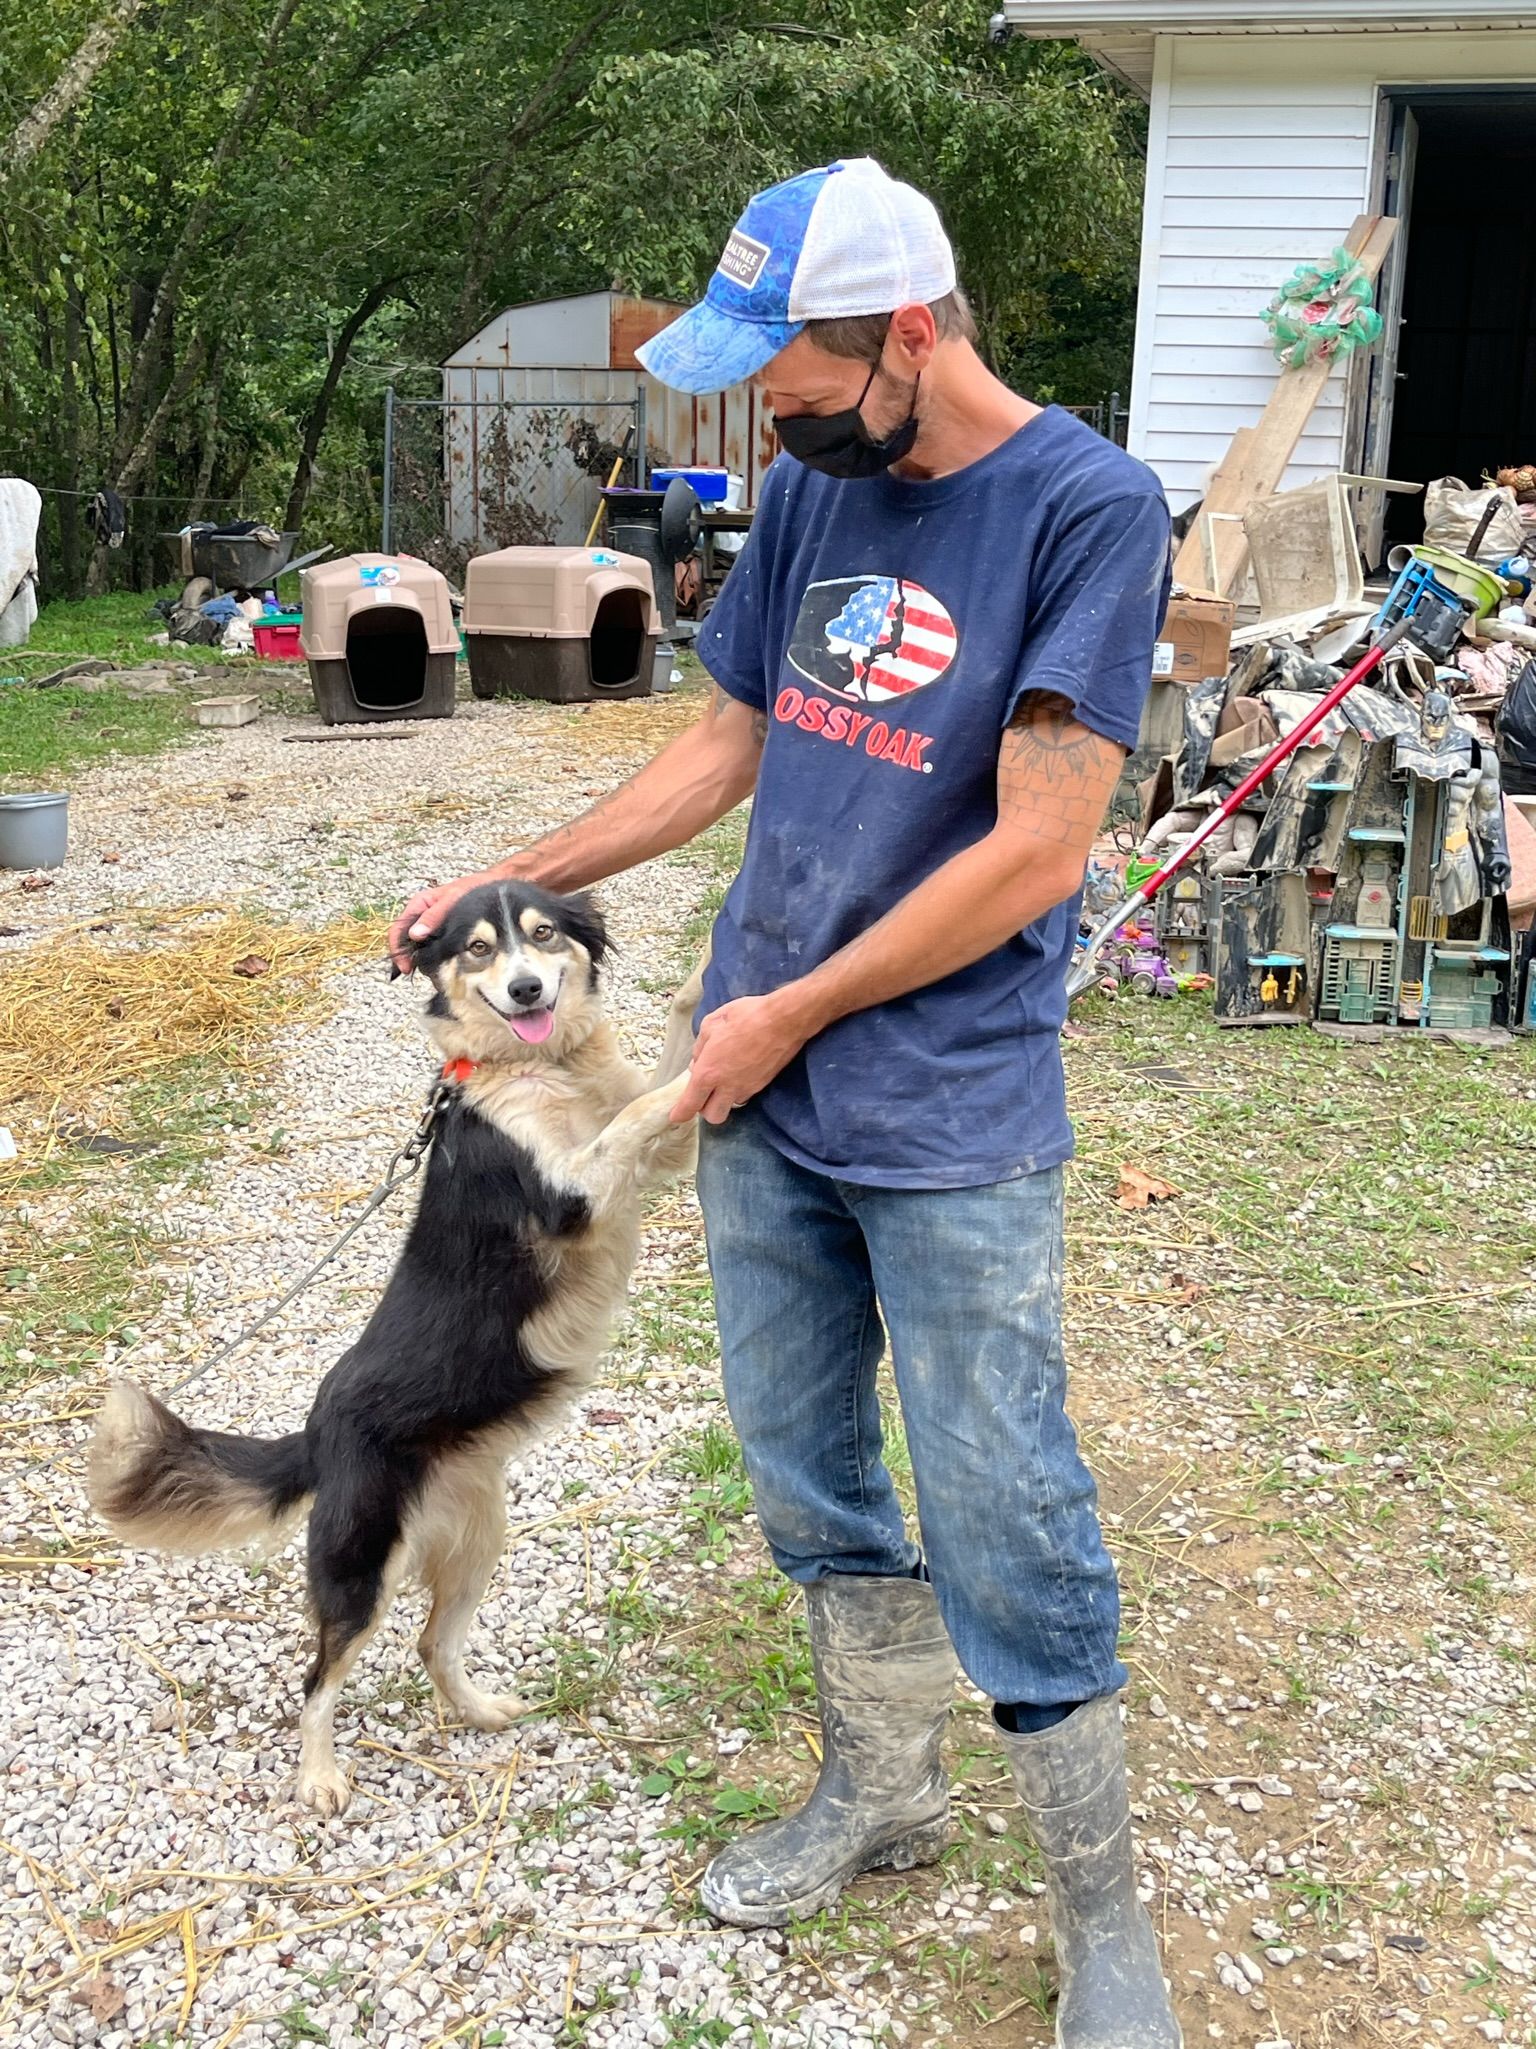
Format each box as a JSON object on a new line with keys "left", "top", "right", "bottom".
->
{"left": 1119, "top": 942, "right": 1178, "bottom": 998}
{"left": 1070, "top": 622, "right": 1411, "bottom": 1000}
{"left": 1305, "top": 695, "right": 1516, "bottom": 1035}
{"left": 1154, "top": 870, "right": 1211, "bottom": 980}
{"left": 1213, "top": 872, "right": 1312, "bottom": 1025}
{"left": 1515, "top": 927, "right": 1536, "bottom": 1033}
{"left": 1096, "top": 914, "right": 1179, "bottom": 998}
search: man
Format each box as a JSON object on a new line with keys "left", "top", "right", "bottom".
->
{"left": 394, "top": 159, "right": 1179, "bottom": 2048}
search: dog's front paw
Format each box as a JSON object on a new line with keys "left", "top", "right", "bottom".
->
{"left": 648, "top": 1073, "right": 692, "bottom": 1119}
{"left": 297, "top": 1762, "right": 352, "bottom": 1817}
{"left": 615, "top": 1071, "right": 691, "bottom": 1139}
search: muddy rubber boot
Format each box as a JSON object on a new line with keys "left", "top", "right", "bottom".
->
{"left": 1000, "top": 1695, "right": 1182, "bottom": 2049}
{"left": 700, "top": 1574, "right": 955, "bottom": 1928}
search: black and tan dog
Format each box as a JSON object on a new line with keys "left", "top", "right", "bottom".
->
{"left": 89, "top": 883, "right": 701, "bottom": 1814}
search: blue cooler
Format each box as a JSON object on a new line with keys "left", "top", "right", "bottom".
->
{"left": 649, "top": 467, "right": 729, "bottom": 503}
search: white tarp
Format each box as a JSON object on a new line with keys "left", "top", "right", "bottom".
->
{"left": 0, "top": 479, "right": 43, "bottom": 649}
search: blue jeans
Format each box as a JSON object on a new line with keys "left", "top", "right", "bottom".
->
{"left": 696, "top": 1109, "right": 1127, "bottom": 1708}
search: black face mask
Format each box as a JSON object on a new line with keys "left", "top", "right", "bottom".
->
{"left": 774, "top": 357, "right": 920, "bottom": 480}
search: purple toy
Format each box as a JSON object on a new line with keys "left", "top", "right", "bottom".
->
{"left": 1097, "top": 916, "right": 1178, "bottom": 998}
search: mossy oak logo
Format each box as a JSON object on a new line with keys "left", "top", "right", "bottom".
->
{"left": 776, "top": 574, "right": 958, "bottom": 775}
{"left": 787, "top": 575, "right": 958, "bottom": 701}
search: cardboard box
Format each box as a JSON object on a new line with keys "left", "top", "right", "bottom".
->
{"left": 1153, "top": 595, "right": 1235, "bottom": 686}
{"left": 1507, "top": 796, "right": 1536, "bottom": 933}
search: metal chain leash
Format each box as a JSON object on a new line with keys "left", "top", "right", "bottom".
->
{"left": 163, "top": 1077, "right": 453, "bottom": 1396}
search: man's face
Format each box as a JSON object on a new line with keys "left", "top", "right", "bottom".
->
{"left": 758, "top": 330, "right": 914, "bottom": 440}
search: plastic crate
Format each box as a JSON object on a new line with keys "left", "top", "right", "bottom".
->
{"left": 1371, "top": 558, "right": 1472, "bottom": 662}
{"left": 649, "top": 467, "right": 729, "bottom": 502}
{"left": 252, "top": 613, "right": 303, "bottom": 660}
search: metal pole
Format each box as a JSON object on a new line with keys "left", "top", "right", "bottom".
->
{"left": 633, "top": 385, "right": 647, "bottom": 488}
{"left": 1066, "top": 619, "right": 1410, "bottom": 1000}
{"left": 1109, "top": 391, "right": 1121, "bottom": 446}
{"left": 381, "top": 385, "right": 395, "bottom": 554}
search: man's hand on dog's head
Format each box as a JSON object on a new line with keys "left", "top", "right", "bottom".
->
{"left": 388, "top": 887, "right": 442, "bottom": 975}
{"left": 389, "top": 872, "right": 492, "bottom": 976}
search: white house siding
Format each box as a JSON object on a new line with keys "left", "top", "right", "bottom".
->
{"left": 442, "top": 295, "right": 616, "bottom": 371}
{"left": 1131, "top": 30, "right": 1536, "bottom": 510}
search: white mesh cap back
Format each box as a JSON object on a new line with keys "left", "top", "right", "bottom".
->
{"left": 786, "top": 159, "right": 957, "bottom": 322}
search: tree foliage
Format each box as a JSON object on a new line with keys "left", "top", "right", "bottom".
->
{"left": 0, "top": 0, "right": 1143, "bottom": 595}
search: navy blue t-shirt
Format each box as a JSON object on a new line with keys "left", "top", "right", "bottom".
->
{"left": 698, "top": 405, "right": 1171, "bottom": 1189}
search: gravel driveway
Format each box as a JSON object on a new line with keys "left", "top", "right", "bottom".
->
{"left": 4, "top": 679, "right": 1534, "bottom": 2049}
{"left": 2, "top": 687, "right": 900, "bottom": 2049}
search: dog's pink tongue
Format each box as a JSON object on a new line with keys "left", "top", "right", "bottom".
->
{"left": 509, "top": 1007, "right": 555, "bottom": 1044}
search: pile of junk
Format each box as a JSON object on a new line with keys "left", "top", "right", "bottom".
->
{"left": 155, "top": 521, "right": 332, "bottom": 651}
{"left": 1084, "top": 476, "right": 1536, "bottom": 1040}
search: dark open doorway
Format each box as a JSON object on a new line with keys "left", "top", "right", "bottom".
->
{"left": 588, "top": 586, "right": 647, "bottom": 689}
{"left": 1382, "top": 91, "right": 1536, "bottom": 555}
{"left": 346, "top": 608, "right": 428, "bottom": 710}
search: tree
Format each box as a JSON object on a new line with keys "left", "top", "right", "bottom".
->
{"left": 0, "top": 0, "right": 149, "bottom": 187}
{"left": 569, "top": 0, "right": 1144, "bottom": 400}
{"left": 0, "top": 0, "right": 1144, "bottom": 597}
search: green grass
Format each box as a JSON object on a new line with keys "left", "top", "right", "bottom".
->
{"left": 1, "top": 1062, "right": 271, "bottom": 1389}
{"left": 0, "top": 681, "right": 199, "bottom": 791}
{"left": 14, "top": 583, "right": 304, "bottom": 670}
{"left": 665, "top": 805, "right": 751, "bottom": 967}
{"left": 9, "top": 588, "right": 186, "bottom": 670}
{"left": 0, "top": 587, "right": 269, "bottom": 787}
{"left": 1064, "top": 1002, "right": 1536, "bottom": 1513}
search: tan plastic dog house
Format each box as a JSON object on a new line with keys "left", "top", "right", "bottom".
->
{"left": 462, "top": 546, "right": 659, "bottom": 702}
{"left": 300, "top": 554, "right": 457, "bottom": 723}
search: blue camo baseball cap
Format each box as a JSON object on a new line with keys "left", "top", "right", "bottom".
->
{"left": 636, "top": 158, "right": 957, "bottom": 396}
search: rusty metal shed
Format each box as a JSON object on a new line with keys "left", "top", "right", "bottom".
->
{"left": 441, "top": 292, "right": 778, "bottom": 549}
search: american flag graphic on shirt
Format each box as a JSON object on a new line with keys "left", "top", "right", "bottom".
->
{"left": 819, "top": 575, "right": 958, "bottom": 700}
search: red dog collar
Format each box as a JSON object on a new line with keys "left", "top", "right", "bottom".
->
{"left": 441, "top": 1057, "right": 479, "bottom": 1085}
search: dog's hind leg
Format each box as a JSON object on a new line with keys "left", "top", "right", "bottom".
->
{"left": 298, "top": 1612, "right": 390, "bottom": 1817}
{"left": 297, "top": 1467, "right": 406, "bottom": 1816}
{"left": 415, "top": 1458, "right": 529, "bottom": 1732}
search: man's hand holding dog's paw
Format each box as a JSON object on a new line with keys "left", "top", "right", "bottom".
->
{"left": 672, "top": 989, "right": 817, "bottom": 1127}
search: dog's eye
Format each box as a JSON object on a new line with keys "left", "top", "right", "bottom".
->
{"left": 465, "top": 939, "right": 493, "bottom": 959}
{"left": 531, "top": 922, "right": 556, "bottom": 943}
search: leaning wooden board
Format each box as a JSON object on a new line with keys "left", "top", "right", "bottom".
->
{"left": 1171, "top": 214, "right": 1400, "bottom": 599}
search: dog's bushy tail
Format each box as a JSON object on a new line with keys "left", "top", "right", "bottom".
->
{"left": 88, "top": 1381, "right": 313, "bottom": 1556}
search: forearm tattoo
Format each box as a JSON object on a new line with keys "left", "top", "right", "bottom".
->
{"left": 528, "top": 784, "right": 624, "bottom": 861}
{"left": 996, "top": 692, "right": 1125, "bottom": 850}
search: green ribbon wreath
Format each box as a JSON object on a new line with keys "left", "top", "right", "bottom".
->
{"left": 1261, "top": 248, "right": 1384, "bottom": 369}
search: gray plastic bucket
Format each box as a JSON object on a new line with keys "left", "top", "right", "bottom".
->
{"left": 0, "top": 792, "right": 69, "bottom": 869}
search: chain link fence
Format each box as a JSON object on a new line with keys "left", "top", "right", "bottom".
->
{"left": 1062, "top": 393, "right": 1130, "bottom": 447}
{"left": 381, "top": 384, "right": 1129, "bottom": 587}
{"left": 382, "top": 393, "right": 643, "bottom": 585}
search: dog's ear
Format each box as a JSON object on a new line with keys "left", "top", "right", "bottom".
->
{"left": 404, "top": 921, "right": 457, "bottom": 989}
{"left": 560, "top": 891, "right": 609, "bottom": 974}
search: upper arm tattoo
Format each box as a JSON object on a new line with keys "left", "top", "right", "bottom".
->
{"left": 708, "top": 684, "right": 768, "bottom": 747}
{"left": 996, "top": 692, "right": 1126, "bottom": 851}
